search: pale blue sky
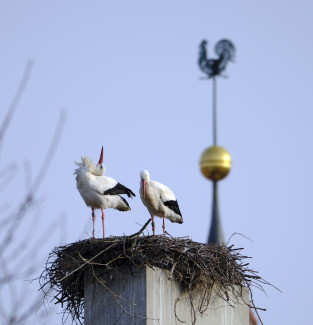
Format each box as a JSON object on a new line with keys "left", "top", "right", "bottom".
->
{"left": 1, "top": 1, "right": 313, "bottom": 324}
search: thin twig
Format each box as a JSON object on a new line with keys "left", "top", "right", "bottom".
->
{"left": 0, "top": 60, "right": 34, "bottom": 149}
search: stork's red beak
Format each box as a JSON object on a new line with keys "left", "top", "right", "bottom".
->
{"left": 98, "top": 146, "right": 104, "bottom": 165}
{"left": 143, "top": 180, "right": 146, "bottom": 198}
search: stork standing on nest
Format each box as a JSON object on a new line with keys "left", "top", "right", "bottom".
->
{"left": 139, "top": 170, "right": 183, "bottom": 235}
{"left": 74, "top": 147, "right": 135, "bottom": 239}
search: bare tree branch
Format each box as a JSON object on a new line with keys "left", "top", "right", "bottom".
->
{"left": 0, "top": 61, "right": 67, "bottom": 325}
{"left": 0, "top": 60, "right": 34, "bottom": 150}
{"left": 0, "top": 110, "right": 66, "bottom": 257}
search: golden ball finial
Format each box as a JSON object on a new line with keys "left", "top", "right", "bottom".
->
{"left": 200, "top": 145, "right": 232, "bottom": 181}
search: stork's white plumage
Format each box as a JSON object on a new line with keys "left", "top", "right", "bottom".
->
{"left": 74, "top": 147, "right": 135, "bottom": 238}
{"left": 139, "top": 170, "right": 183, "bottom": 235}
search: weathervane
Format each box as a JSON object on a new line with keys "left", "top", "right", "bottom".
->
{"left": 198, "top": 39, "right": 235, "bottom": 244}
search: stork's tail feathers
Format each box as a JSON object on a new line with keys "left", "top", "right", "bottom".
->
{"left": 118, "top": 196, "right": 131, "bottom": 211}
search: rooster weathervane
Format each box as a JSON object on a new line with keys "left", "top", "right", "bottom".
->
{"left": 198, "top": 39, "right": 235, "bottom": 79}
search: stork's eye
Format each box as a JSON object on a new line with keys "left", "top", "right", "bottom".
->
{"left": 100, "top": 165, "right": 103, "bottom": 169}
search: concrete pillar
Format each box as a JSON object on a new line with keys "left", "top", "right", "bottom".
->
{"left": 84, "top": 266, "right": 249, "bottom": 325}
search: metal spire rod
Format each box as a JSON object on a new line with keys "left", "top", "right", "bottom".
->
{"left": 213, "top": 76, "right": 217, "bottom": 146}
{"left": 210, "top": 76, "right": 224, "bottom": 243}
{"left": 208, "top": 181, "right": 225, "bottom": 243}
{"left": 198, "top": 39, "right": 235, "bottom": 244}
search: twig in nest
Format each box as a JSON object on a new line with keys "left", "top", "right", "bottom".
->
{"left": 129, "top": 218, "right": 151, "bottom": 247}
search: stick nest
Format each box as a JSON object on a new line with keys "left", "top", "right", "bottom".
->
{"left": 40, "top": 232, "right": 270, "bottom": 324}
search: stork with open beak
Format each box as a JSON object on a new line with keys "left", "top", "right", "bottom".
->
{"left": 139, "top": 169, "right": 183, "bottom": 235}
{"left": 74, "top": 147, "right": 135, "bottom": 238}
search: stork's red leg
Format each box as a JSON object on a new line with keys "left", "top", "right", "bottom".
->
{"left": 92, "top": 208, "right": 95, "bottom": 239}
{"left": 162, "top": 213, "right": 165, "bottom": 235}
{"left": 101, "top": 208, "right": 105, "bottom": 239}
{"left": 151, "top": 214, "right": 155, "bottom": 236}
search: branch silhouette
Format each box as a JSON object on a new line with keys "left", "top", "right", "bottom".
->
{"left": 0, "top": 61, "right": 66, "bottom": 325}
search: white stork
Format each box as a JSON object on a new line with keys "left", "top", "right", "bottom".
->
{"left": 139, "top": 169, "right": 183, "bottom": 235}
{"left": 74, "top": 147, "right": 135, "bottom": 238}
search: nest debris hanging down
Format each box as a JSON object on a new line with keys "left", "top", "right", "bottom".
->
{"left": 39, "top": 221, "right": 272, "bottom": 325}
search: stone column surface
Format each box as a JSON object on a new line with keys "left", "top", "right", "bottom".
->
{"left": 84, "top": 265, "right": 249, "bottom": 325}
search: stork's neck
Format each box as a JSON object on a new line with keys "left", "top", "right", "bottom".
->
{"left": 141, "top": 178, "right": 158, "bottom": 211}
{"left": 146, "top": 180, "right": 157, "bottom": 201}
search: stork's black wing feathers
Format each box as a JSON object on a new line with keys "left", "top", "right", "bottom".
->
{"left": 164, "top": 200, "right": 182, "bottom": 217}
{"left": 103, "top": 183, "right": 136, "bottom": 198}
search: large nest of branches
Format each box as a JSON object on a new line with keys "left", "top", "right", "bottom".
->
{"left": 40, "top": 228, "right": 270, "bottom": 324}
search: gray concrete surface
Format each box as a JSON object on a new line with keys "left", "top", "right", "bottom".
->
{"left": 84, "top": 266, "right": 249, "bottom": 325}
